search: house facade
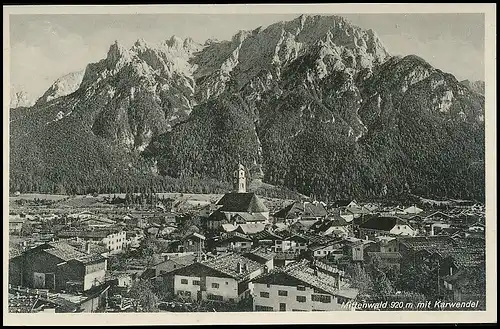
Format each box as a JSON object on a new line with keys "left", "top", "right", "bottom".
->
{"left": 358, "top": 216, "right": 416, "bottom": 240}
{"left": 9, "top": 242, "right": 107, "bottom": 293}
{"left": 9, "top": 216, "right": 25, "bottom": 234}
{"left": 252, "top": 260, "right": 357, "bottom": 312}
{"left": 274, "top": 234, "right": 308, "bottom": 254}
{"left": 169, "top": 253, "right": 266, "bottom": 302}
{"left": 57, "top": 228, "right": 127, "bottom": 255}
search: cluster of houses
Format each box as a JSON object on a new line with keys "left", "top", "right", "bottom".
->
{"left": 8, "top": 164, "right": 486, "bottom": 313}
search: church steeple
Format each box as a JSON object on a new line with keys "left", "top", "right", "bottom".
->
{"left": 233, "top": 162, "right": 246, "bottom": 193}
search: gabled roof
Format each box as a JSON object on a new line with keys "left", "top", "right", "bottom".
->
{"left": 217, "top": 193, "right": 269, "bottom": 213}
{"left": 312, "top": 216, "right": 350, "bottom": 233}
{"left": 399, "top": 236, "right": 456, "bottom": 253}
{"left": 171, "top": 253, "right": 262, "bottom": 280}
{"left": 346, "top": 207, "right": 372, "bottom": 215}
{"left": 250, "top": 229, "right": 282, "bottom": 241}
{"left": 359, "top": 216, "right": 410, "bottom": 232}
{"left": 182, "top": 232, "right": 206, "bottom": 241}
{"left": 232, "top": 212, "right": 267, "bottom": 223}
{"left": 66, "top": 240, "right": 109, "bottom": 255}
{"left": 207, "top": 209, "right": 229, "bottom": 222}
{"left": 273, "top": 202, "right": 327, "bottom": 219}
{"left": 235, "top": 223, "right": 266, "bottom": 235}
{"left": 243, "top": 247, "right": 276, "bottom": 263}
{"left": 80, "top": 217, "right": 116, "bottom": 225}
{"left": 222, "top": 232, "right": 253, "bottom": 243}
{"left": 221, "top": 223, "right": 237, "bottom": 232}
{"left": 330, "top": 200, "right": 355, "bottom": 208}
{"left": 252, "top": 260, "right": 358, "bottom": 299}
{"left": 57, "top": 228, "right": 122, "bottom": 239}
{"left": 419, "top": 210, "right": 453, "bottom": 219}
{"left": 403, "top": 205, "right": 424, "bottom": 214}
{"left": 37, "top": 241, "right": 105, "bottom": 264}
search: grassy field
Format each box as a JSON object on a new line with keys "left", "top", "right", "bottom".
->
{"left": 106, "top": 193, "right": 223, "bottom": 203}
{"left": 9, "top": 194, "right": 69, "bottom": 201}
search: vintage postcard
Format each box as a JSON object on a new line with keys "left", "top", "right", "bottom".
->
{"left": 3, "top": 3, "right": 497, "bottom": 325}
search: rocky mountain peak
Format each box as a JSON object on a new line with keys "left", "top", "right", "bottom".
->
{"left": 35, "top": 69, "right": 85, "bottom": 106}
{"left": 106, "top": 40, "right": 133, "bottom": 69}
{"left": 10, "top": 14, "right": 484, "bottom": 202}
{"left": 132, "top": 38, "right": 149, "bottom": 51}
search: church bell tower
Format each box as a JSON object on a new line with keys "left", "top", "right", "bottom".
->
{"left": 233, "top": 163, "right": 246, "bottom": 193}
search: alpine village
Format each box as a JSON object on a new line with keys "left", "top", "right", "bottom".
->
{"left": 9, "top": 162, "right": 485, "bottom": 313}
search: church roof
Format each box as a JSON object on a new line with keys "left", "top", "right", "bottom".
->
{"left": 216, "top": 192, "right": 268, "bottom": 213}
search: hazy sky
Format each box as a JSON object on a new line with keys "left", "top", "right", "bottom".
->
{"left": 9, "top": 13, "right": 485, "bottom": 100}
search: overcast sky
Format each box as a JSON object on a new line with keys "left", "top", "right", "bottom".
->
{"left": 9, "top": 13, "right": 485, "bottom": 100}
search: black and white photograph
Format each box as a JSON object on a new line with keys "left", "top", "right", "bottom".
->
{"left": 3, "top": 3, "right": 496, "bottom": 325}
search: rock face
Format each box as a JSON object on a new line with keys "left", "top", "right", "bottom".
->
{"left": 36, "top": 70, "right": 86, "bottom": 106}
{"left": 460, "top": 79, "right": 485, "bottom": 95}
{"left": 9, "top": 14, "right": 485, "bottom": 200}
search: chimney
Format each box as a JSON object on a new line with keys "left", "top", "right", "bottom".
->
{"left": 236, "top": 262, "right": 242, "bottom": 273}
{"left": 313, "top": 265, "right": 318, "bottom": 276}
{"left": 86, "top": 241, "right": 91, "bottom": 254}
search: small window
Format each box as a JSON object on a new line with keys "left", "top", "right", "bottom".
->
{"left": 211, "top": 282, "right": 220, "bottom": 289}
{"left": 260, "top": 292, "right": 270, "bottom": 298}
{"left": 296, "top": 296, "right": 306, "bottom": 303}
{"left": 312, "top": 294, "right": 331, "bottom": 303}
{"left": 266, "top": 283, "right": 271, "bottom": 288}
{"left": 193, "top": 280, "right": 200, "bottom": 286}
{"left": 255, "top": 305, "right": 273, "bottom": 311}
{"left": 181, "top": 279, "right": 188, "bottom": 284}
{"left": 279, "top": 303, "right": 286, "bottom": 311}
{"left": 278, "top": 290, "right": 288, "bottom": 296}
{"left": 225, "top": 281, "right": 229, "bottom": 285}
{"left": 297, "top": 285, "right": 306, "bottom": 291}
{"left": 207, "top": 294, "right": 223, "bottom": 301}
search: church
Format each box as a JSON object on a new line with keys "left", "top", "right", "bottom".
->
{"left": 214, "top": 163, "right": 270, "bottom": 224}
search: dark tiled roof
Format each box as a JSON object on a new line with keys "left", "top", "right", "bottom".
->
{"left": 207, "top": 209, "right": 228, "bottom": 222}
{"left": 359, "top": 216, "right": 409, "bottom": 231}
{"left": 253, "top": 260, "right": 358, "bottom": 299}
{"left": 217, "top": 193, "right": 269, "bottom": 213}
{"left": 42, "top": 242, "right": 106, "bottom": 264}
{"left": 250, "top": 229, "right": 282, "bottom": 241}
{"left": 243, "top": 247, "right": 276, "bottom": 264}
{"left": 232, "top": 212, "right": 268, "bottom": 223}
{"left": 57, "top": 228, "right": 122, "bottom": 239}
{"left": 66, "top": 240, "right": 109, "bottom": 255}
{"left": 171, "top": 253, "right": 262, "bottom": 280}
{"left": 222, "top": 232, "right": 252, "bottom": 243}
{"left": 311, "top": 217, "right": 350, "bottom": 233}
{"left": 273, "top": 202, "right": 327, "bottom": 219}
{"left": 399, "top": 236, "right": 456, "bottom": 252}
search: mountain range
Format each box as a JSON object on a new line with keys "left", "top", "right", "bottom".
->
{"left": 9, "top": 15, "right": 485, "bottom": 201}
